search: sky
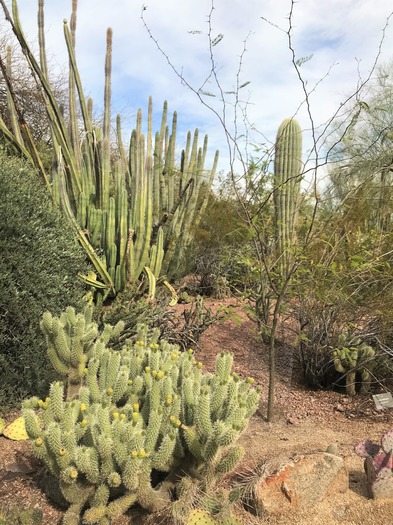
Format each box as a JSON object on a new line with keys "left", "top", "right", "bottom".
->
{"left": 2, "top": 0, "right": 393, "bottom": 181}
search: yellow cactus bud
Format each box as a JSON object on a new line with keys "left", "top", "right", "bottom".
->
{"left": 83, "top": 368, "right": 88, "bottom": 376}
{"left": 138, "top": 449, "right": 146, "bottom": 458}
{"left": 188, "top": 349, "right": 194, "bottom": 355}
{"left": 109, "top": 473, "right": 121, "bottom": 487}
{"left": 35, "top": 437, "right": 43, "bottom": 447}
{"left": 246, "top": 377, "right": 255, "bottom": 384}
{"left": 197, "top": 362, "right": 203, "bottom": 369}
{"left": 136, "top": 340, "right": 145, "bottom": 347}
{"left": 80, "top": 403, "right": 87, "bottom": 412}
{"left": 149, "top": 343, "right": 159, "bottom": 349}
{"left": 70, "top": 469, "right": 78, "bottom": 480}
{"left": 127, "top": 379, "right": 133, "bottom": 386}
{"left": 192, "top": 359, "right": 197, "bottom": 365}
{"left": 132, "top": 412, "right": 139, "bottom": 423}
{"left": 38, "top": 400, "right": 44, "bottom": 408}
{"left": 120, "top": 413, "right": 126, "bottom": 420}
{"left": 152, "top": 370, "right": 157, "bottom": 378}
{"left": 171, "top": 353, "right": 178, "bottom": 360}
{"left": 45, "top": 397, "right": 51, "bottom": 404}
{"left": 131, "top": 450, "right": 138, "bottom": 459}
{"left": 81, "top": 419, "right": 88, "bottom": 427}
{"left": 156, "top": 370, "right": 164, "bottom": 380}
{"left": 113, "top": 412, "right": 119, "bottom": 419}
{"left": 165, "top": 395, "right": 173, "bottom": 406}
{"left": 145, "top": 367, "right": 151, "bottom": 373}
{"left": 59, "top": 448, "right": 66, "bottom": 456}
{"left": 106, "top": 388, "right": 113, "bottom": 395}
{"left": 133, "top": 403, "right": 139, "bottom": 412}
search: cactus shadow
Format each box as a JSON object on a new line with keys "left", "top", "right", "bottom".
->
{"left": 348, "top": 468, "right": 370, "bottom": 498}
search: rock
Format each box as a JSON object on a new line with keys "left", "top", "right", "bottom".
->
{"left": 251, "top": 453, "right": 348, "bottom": 515}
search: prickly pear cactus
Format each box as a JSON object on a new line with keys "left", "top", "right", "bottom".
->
{"left": 186, "top": 509, "right": 243, "bottom": 525}
{"left": 22, "top": 308, "right": 260, "bottom": 524}
{"left": 187, "top": 509, "right": 216, "bottom": 525}
{"left": 2, "top": 417, "right": 28, "bottom": 441}
{"left": 354, "top": 427, "right": 393, "bottom": 499}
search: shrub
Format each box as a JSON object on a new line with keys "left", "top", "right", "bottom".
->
{"left": 22, "top": 306, "right": 260, "bottom": 524}
{"left": 0, "top": 154, "right": 88, "bottom": 407}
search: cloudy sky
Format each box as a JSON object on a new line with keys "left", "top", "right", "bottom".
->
{"left": 2, "top": 0, "right": 393, "bottom": 179}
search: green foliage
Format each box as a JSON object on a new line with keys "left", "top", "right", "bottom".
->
{"left": 0, "top": 154, "right": 88, "bottom": 408}
{"left": 0, "top": 502, "right": 42, "bottom": 525}
{"left": 295, "top": 212, "right": 393, "bottom": 392}
{"left": 22, "top": 307, "right": 260, "bottom": 524}
{"left": 0, "top": 0, "right": 218, "bottom": 298}
{"left": 99, "top": 284, "right": 172, "bottom": 349}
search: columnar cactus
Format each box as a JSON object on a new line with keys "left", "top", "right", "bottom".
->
{"left": 273, "top": 118, "right": 303, "bottom": 278}
{"left": 0, "top": 0, "right": 219, "bottom": 299}
{"left": 332, "top": 334, "right": 375, "bottom": 396}
{"left": 354, "top": 428, "right": 393, "bottom": 499}
{"left": 22, "top": 308, "right": 260, "bottom": 524}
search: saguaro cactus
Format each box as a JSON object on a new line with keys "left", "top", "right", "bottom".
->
{"left": 0, "top": 0, "right": 219, "bottom": 299}
{"left": 273, "top": 118, "right": 303, "bottom": 277}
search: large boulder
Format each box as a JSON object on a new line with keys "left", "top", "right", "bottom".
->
{"left": 251, "top": 452, "right": 348, "bottom": 515}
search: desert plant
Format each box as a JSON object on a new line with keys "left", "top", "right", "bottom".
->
{"left": 0, "top": 0, "right": 218, "bottom": 299}
{"left": 186, "top": 508, "right": 242, "bottom": 524}
{"left": 332, "top": 334, "right": 375, "bottom": 396}
{"left": 0, "top": 153, "right": 88, "bottom": 407}
{"left": 22, "top": 306, "right": 260, "bottom": 524}
{"left": 354, "top": 428, "right": 393, "bottom": 498}
{"left": 273, "top": 118, "right": 303, "bottom": 278}
{"left": 165, "top": 295, "right": 231, "bottom": 350}
{"left": 0, "top": 502, "right": 42, "bottom": 525}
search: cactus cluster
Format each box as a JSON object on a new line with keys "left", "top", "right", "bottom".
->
{"left": 22, "top": 307, "right": 260, "bottom": 524}
{"left": 273, "top": 118, "right": 303, "bottom": 278}
{"left": 332, "top": 334, "right": 375, "bottom": 396}
{"left": 0, "top": 0, "right": 218, "bottom": 299}
{"left": 354, "top": 428, "right": 393, "bottom": 499}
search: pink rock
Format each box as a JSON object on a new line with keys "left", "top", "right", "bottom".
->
{"left": 252, "top": 453, "right": 348, "bottom": 515}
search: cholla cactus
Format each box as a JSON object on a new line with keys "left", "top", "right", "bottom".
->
{"left": 22, "top": 308, "right": 260, "bottom": 524}
{"left": 332, "top": 334, "right": 375, "bottom": 396}
{"left": 354, "top": 428, "right": 393, "bottom": 499}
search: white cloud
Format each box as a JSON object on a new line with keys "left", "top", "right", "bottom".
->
{"left": 2, "top": 0, "right": 393, "bottom": 177}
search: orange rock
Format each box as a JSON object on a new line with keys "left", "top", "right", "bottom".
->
{"left": 252, "top": 453, "right": 348, "bottom": 515}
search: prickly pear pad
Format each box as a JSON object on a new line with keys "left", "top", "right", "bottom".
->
{"left": 2, "top": 417, "right": 28, "bottom": 441}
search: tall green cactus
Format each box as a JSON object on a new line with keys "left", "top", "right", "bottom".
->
{"left": 273, "top": 118, "right": 303, "bottom": 277}
{"left": 22, "top": 307, "right": 259, "bottom": 524}
{"left": 0, "top": 0, "right": 218, "bottom": 298}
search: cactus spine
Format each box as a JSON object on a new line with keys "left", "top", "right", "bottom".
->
{"left": 22, "top": 308, "right": 259, "bottom": 523}
{"left": 273, "top": 118, "right": 303, "bottom": 277}
{"left": 1, "top": 0, "right": 218, "bottom": 299}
